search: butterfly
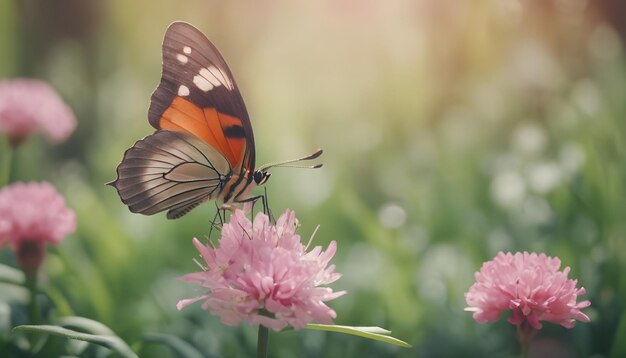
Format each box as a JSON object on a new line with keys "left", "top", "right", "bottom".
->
{"left": 109, "top": 22, "right": 322, "bottom": 219}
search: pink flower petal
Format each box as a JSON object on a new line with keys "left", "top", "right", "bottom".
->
{"left": 0, "top": 79, "right": 76, "bottom": 143}
{"left": 176, "top": 295, "right": 209, "bottom": 310}
{"left": 466, "top": 251, "right": 591, "bottom": 330}
{"left": 177, "top": 209, "right": 344, "bottom": 331}
{"left": 0, "top": 182, "right": 75, "bottom": 247}
{"left": 0, "top": 182, "right": 75, "bottom": 273}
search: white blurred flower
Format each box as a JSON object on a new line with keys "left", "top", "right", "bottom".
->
{"left": 560, "top": 143, "right": 586, "bottom": 176}
{"left": 588, "top": 24, "right": 622, "bottom": 61}
{"left": 520, "top": 196, "right": 554, "bottom": 226}
{"left": 512, "top": 122, "right": 547, "bottom": 155}
{"left": 378, "top": 202, "right": 407, "bottom": 229}
{"left": 491, "top": 170, "right": 526, "bottom": 208}
{"left": 527, "top": 161, "right": 562, "bottom": 194}
{"left": 571, "top": 80, "right": 601, "bottom": 118}
{"left": 506, "top": 39, "right": 563, "bottom": 92}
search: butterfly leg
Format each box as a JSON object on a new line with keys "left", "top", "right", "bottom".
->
{"left": 208, "top": 202, "right": 225, "bottom": 239}
{"left": 263, "top": 187, "right": 275, "bottom": 223}
{"left": 234, "top": 189, "right": 276, "bottom": 223}
{"left": 234, "top": 194, "right": 265, "bottom": 216}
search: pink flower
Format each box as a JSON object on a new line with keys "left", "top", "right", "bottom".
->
{"left": 177, "top": 209, "right": 346, "bottom": 331}
{"left": 465, "top": 251, "right": 591, "bottom": 330}
{"left": 0, "top": 182, "right": 76, "bottom": 274}
{"left": 0, "top": 79, "right": 76, "bottom": 145}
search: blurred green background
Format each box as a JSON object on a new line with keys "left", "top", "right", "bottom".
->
{"left": 1, "top": 0, "right": 625, "bottom": 356}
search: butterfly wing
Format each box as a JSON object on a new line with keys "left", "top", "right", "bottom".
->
{"left": 112, "top": 130, "right": 231, "bottom": 219}
{"left": 149, "top": 21, "right": 255, "bottom": 173}
{"left": 110, "top": 22, "right": 255, "bottom": 219}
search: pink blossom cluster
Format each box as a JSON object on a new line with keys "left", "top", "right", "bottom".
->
{"left": 0, "top": 79, "right": 76, "bottom": 144}
{"left": 177, "top": 209, "right": 345, "bottom": 331}
{"left": 0, "top": 182, "right": 76, "bottom": 247}
{"left": 465, "top": 251, "right": 590, "bottom": 329}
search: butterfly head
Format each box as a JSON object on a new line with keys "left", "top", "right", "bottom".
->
{"left": 253, "top": 170, "right": 271, "bottom": 186}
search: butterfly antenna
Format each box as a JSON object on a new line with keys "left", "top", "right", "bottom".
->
{"left": 258, "top": 148, "right": 323, "bottom": 171}
{"left": 270, "top": 163, "right": 323, "bottom": 169}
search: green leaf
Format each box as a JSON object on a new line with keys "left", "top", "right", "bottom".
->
{"left": 142, "top": 332, "right": 205, "bottom": 358}
{"left": 306, "top": 324, "right": 411, "bottom": 348}
{"left": 13, "top": 325, "right": 138, "bottom": 358}
{"left": 611, "top": 311, "right": 626, "bottom": 358}
{"left": 0, "top": 263, "right": 25, "bottom": 286}
{"left": 46, "top": 286, "right": 75, "bottom": 317}
{"left": 66, "top": 338, "right": 90, "bottom": 356}
{"left": 57, "top": 316, "right": 115, "bottom": 336}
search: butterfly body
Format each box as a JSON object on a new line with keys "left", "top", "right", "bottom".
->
{"left": 109, "top": 22, "right": 317, "bottom": 219}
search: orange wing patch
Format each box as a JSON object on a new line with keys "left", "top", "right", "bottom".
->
{"left": 159, "top": 96, "right": 247, "bottom": 169}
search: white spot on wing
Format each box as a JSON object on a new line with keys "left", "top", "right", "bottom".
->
{"left": 183, "top": 46, "right": 191, "bottom": 54}
{"left": 178, "top": 85, "right": 190, "bottom": 96}
{"left": 193, "top": 66, "right": 235, "bottom": 92}
{"left": 208, "top": 67, "right": 226, "bottom": 88}
{"left": 176, "top": 54, "right": 188, "bottom": 64}
{"left": 210, "top": 66, "right": 234, "bottom": 90}
{"left": 193, "top": 75, "right": 214, "bottom": 92}
{"left": 200, "top": 68, "right": 221, "bottom": 87}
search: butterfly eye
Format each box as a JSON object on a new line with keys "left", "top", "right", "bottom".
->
{"left": 254, "top": 171, "right": 270, "bottom": 185}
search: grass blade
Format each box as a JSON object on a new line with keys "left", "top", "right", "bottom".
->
{"left": 306, "top": 324, "right": 411, "bottom": 348}
{"left": 14, "top": 324, "right": 138, "bottom": 358}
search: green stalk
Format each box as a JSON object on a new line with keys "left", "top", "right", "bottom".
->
{"left": 520, "top": 341, "right": 529, "bottom": 358}
{"left": 0, "top": 138, "right": 13, "bottom": 187}
{"left": 516, "top": 322, "right": 535, "bottom": 358}
{"left": 25, "top": 273, "right": 40, "bottom": 325}
{"left": 257, "top": 325, "right": 269, "bottom": 358}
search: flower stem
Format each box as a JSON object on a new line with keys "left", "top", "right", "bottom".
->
{"left": 257, "top": 325, "right": 269, "bottom": 358}
{"left": 25, "top": 273, "right": 41, "bottom": 325}
{"left": 516, "top": 322, "right": 535, "bottom": 358}
{"left": 0, "top": 138, "right": 13, "bottom": 187}
{"left": 520, "top": 343, "right": 529, "bottom": 358}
